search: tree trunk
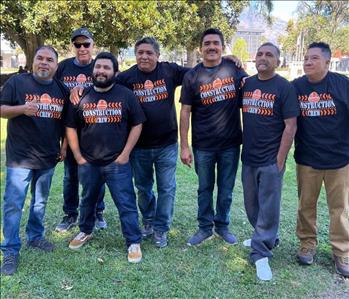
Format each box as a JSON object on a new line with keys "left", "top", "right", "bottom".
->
{"left": 110, "top": 45, "right": 119, "bottom": 59}
{"left": 17, "top": 33, "right": 44, "bottom": 71}
{"left": 185, "top": 47, "right": 197, "bottom": 67}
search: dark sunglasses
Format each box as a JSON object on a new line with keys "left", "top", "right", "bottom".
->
{"left": 73, "top": 42, "right": 91, "bottom": 49}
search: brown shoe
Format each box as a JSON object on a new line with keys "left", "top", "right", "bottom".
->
{"left": 297, "top": 247, "right": 316, "bottom": 265}
{"left": 69, "top": 232, "right": 92, "bottom": 250}
{"left": 333, "top": 255, "right": 349, "bottom": 277}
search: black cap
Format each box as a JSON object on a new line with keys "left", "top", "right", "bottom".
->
{"left": 71, "top": 27, "right": 93, "bottom": 42}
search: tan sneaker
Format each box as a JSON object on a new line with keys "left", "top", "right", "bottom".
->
{"left": 334, "top": 255, "right": 349, "bottom": 277}
{"left": 69, "top": 232, "right": 92, "bottom": 250}
{"left": 297, "top": 247, "right": 316, "bottom": 265}
{"left": 128, "top": 243, "right": 142, "bottom": 263}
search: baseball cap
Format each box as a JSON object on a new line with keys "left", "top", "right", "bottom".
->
{"left": 71, "top": 27, "right": 93, "bottom": 42}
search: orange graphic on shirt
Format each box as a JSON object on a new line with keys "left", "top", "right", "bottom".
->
{"left": 308, "top": 91, "right": 320, "bottom": 103}
{"left": 97, "top": 99, "right": 108, "bottom": 109}
{"left": 144, "top": 80, "right": 154, "bottom": 90}
{"left": 252, "top": 89, "right": 262, "bottom": 100}
{"left": 76, "top": 74, "right": 87, "bottom": 84}
{"left": 212, "top": 78, "right": 222, "bottom": 89}
{"left": 40, "top": 93, "right": 52, "bottom": 104}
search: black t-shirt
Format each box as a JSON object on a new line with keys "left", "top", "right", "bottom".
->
{"left": 241, "top": 74, "right": 299, "bottom": 167}
{"left": 0, "top": 73, "right": 68, "bottom": 169}
{"left": 180, "top": 58, "right": 247, "bottom": 151}
{"left": 65, "top": 84, "right": 146, "bottom": 166}
{"left": 116, "top": 62, "right": 189, "bottom": 148}
{"left": 293, "top": 72, "right": 349, "bottom": 169}
{"left": 55, "top": 57, "right": 93, "bottom": 90}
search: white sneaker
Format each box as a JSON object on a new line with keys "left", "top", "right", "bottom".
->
{"left": 128, "top": 243, "right": 142, "bottom": 263}
{"left": 255, "top": 257, "right": 272, "bottom": 281}
{"left": 243, "top": 239, "right": 251, "bottom": 247}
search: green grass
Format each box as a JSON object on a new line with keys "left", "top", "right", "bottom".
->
{"left": 1, "top": 100, "right": 348, "bottom": 298}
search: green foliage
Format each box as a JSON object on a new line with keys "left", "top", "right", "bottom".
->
{"left": 279, "top": 0, "right": 349, "bottom": 57}
{"left": 232, "top": 38, "right": 249, "bottom": 62}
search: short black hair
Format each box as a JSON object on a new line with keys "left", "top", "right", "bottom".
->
{"left": 308, "top": 42, "right": 331, "bottom": 59}
{"left": 93, "top": 52, "right": 119, "bottom": 73}
{"left": 257, "top": 42, "right": 280, "bottom": 58}
{"left": 200, "top": 28, "right": 225, "bottom": 47}
{"left": 34, "top": 45, "right": 58, "bottom": 61}
{"left": 134, "top": 37, "right": 160, "bottom": 55}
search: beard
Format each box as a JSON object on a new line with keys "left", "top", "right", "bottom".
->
{"left": 92, "top": 75, "right": 115, "bottom": 88}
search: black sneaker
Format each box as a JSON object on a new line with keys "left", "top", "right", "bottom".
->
{"left": 1, "top": 254, "right": 19, "bottom": 276}
{"left": 187, "top": 229, "right": 213, "bottom": 246}
{"left": 214, "top": 229, "right": 238, "bottom": 245}
{"left": 141, "top": 224, "right": 154, "bottom": 239}
{"left": 55, "top": 215, "right": 78, "bottom": 233}
{"left": 95, "top": 212, "right": 107, "bottom": 230}
{"left": 27, "top": 239, "right": 55, "bottom": 252}
{"left": 153, "top": 231, "right": 168, "bottom": 248}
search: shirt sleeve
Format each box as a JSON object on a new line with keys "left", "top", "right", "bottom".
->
{"left": 64, "top": 101, "right": 79, "bottom": 129}
{"left": 171, "top": 63, "right": 191, "bottom": 86}
{"left": 281, "top": 80, "right": 300, "bottom": 119}
{"left": 179, "top": 72, "right": 195, "bottom": 105}
{"left": 127, "top": 91, "right": 146, "bottom": 126}
{"left": 0, "top": 76, "right": 18, "bottom": 106}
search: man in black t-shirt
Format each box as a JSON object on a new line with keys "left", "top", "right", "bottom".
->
{"left": 55, "top": 27, "right": 107, "bottom": 233}
{"left": 0, "top": 46, "right": 68, "bottom": 275}
{"left": 180, "top": 28, "right": 247, "bottom": 247}
{"left": 241, "top": 43, "right": 299, "bottom": 281}
{"left": 116, "top": 37, "right": 189, "bottom": 248}
{"left": 293, "top": 42, "right": 349, "bottom": 277}
{"left": 66, "top": 52, "right": 145, "bottom": 263}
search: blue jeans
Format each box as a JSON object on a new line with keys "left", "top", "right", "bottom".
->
{"left": 78, "top": 161, "right": 141, "bottom": 246}
{"left": 193, "top": 146, "right": 240, "bottom": 231}
{"left": 63, "top": 148, "right": 105, "bottom": 217}
{"left": 242, "top": 163, "right": 284, "bottom": 262}
{"left": 1, "top": 167, "right": 55, "bottom": 257}
{"left": 130, "top": 143, "right": 177, "bottom": 233}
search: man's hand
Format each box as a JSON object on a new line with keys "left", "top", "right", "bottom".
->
{"left": 76, "top": 155, "right": 87, "bottom": 165}
{"left": 224, "top": 55, "right": 243, "bottom": 68}
{"left": 70, "top": 86, "right": 84, "bottom": 105}
{"left": 276, "top": 155, "right": 285, "bottom": 172}
{"left": 115, "top": 153, "right": 129, "bottom": 165}
{"left": 23, "top": 102, "right": 39, "bottom": 116}
{"left": 181, "top": 147, "right": 193, "bottom": 168}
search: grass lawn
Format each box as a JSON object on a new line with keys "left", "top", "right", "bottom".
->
{"left": 1, "top": 93, "right": 348, "bottom": 298}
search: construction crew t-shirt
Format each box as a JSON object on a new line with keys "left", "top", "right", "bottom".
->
{"left": 56, "top": 57, "right": 93, "bottom": 90}
{"left": 241, "top": 74, "right": 299, "bottom": 167}
{"left": 65, "top": 84, "right": 146, "bottom": 166}
{"left": 180, "top": 58, "right": 247, "bottom": 151}
{"left": 293, "top": 72, "right": 349, "bottom": 169}
{"left": 0, "top": 73, "right": 68, "bottom": 169}
{"left": 116, "top": 62, "right": 189, "bottom": 148}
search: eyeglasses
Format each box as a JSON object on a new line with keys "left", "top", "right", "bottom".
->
{"left": 73, "top": 42, "right": 91, "bottom": 49}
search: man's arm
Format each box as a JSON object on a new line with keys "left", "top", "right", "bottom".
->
{"left": 66, "top": 127, "right": 87, "bottom": 165}
{"left": 0, "top": 103, "right": 38, "bottom": 119}
{"left": 116, "top": 123, "right": 142, "bottom": 164}
{"left": 277, "top": 117, "right": 297, "bottom": 171}
{"left": 180, "top": 104, "right": 193, "bottom": 167}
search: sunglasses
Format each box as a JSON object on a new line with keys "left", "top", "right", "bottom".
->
{"left": 73, "top": 42, "right": 91, "bottom": 49}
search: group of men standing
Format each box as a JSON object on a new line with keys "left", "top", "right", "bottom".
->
{"left": 1, "top": 27, "right": 348, "bottom": 282}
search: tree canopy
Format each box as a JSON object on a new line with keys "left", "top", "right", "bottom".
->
{"left": 1, "top": 0, "right": 273, "bottom": 68}
{"left": 279, "top": 0, "right": 349, "bottom": 58}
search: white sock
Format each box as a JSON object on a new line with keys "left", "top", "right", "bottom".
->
{"left": 243, "top": 239, "right": 251, "bottom": 247}
{"left": 255, "top": 257, "right": 272, "bottom": 281}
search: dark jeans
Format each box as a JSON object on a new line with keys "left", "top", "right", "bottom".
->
{"left": 78, "top": 161, "right": 141, "bottom": 246}
{"left": 130, "top": 143, "right": 177, "bottom": 233}
{"left": 1, "top": 167, "right": 55, "bottom": 256}
{"left": 193, "top": 146, "right": 240, "bottom": 231}
{"left": 63, "top": 148, "right": 105, "bottom": 217}
{"left": 242, "top": 163, "right": 284, "bottom": 262}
